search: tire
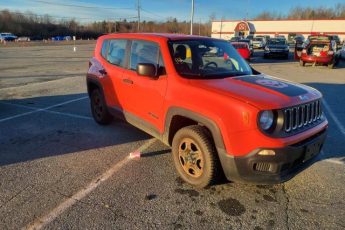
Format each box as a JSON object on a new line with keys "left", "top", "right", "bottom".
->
{"left": 172, "top": 125, "right": 221, "bottom": 188}
{"left": 299, "top": 60, "right": 305, "bottom": 67}
{"left": 285, "top": 54, "right": 289, "bottom": 60}
{"left": 90, "top": 88, "right": 112, "bottom": 125}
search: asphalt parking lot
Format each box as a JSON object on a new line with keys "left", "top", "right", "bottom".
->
{"left": 0, "top": 44, "right": 344, "bottom": 230}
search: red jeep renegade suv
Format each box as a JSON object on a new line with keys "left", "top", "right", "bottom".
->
{"left": 87, "top": 33, "right": 328, "bottom": 188}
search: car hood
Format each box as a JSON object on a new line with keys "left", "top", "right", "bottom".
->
{"left": 189, "top": 74, "right": 321, "bottom": 110}
{"left": 267, "top": 45, "right": 288, "bottom": 49}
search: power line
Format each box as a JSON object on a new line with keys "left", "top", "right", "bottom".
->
{"left": 141, "top": 8, "right": 165, "bottom": 19}
{"left": 27, "top": 0, "right": 134, "bottom": 11}
{"left": 3, "top": 11, "right": 137, "bottom": 21}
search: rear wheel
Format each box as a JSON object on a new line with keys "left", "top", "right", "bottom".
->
{"left": 90, "top": 89, "right": 112, "bottom": 125}
{"left": 172, "top": 125, "right": 220, "bottom": 188}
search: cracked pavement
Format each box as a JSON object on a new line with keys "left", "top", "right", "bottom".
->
{"left": 0, "top": 44, "right": 344, "bottom": 229}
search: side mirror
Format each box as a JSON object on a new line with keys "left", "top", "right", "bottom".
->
{"left": 136, "top": 63, "right": 158, "bottom": 79}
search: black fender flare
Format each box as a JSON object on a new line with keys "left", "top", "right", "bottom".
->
{"left": 86, "top": 75, "right": 104, "bottom": 96}
{"left": 163, "top": 107, "right": 226, "bottom": 151}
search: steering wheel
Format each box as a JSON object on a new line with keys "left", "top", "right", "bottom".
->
{"left": 203, "top": 61, "right": 218, "bottom": 69}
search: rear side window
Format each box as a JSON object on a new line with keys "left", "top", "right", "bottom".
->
{"left": 129, "top": 40, "right": 159, "bottom": 70}
{"left": 107, "top": 39, "right": 127, "bottom": 67}
{"left": 101, "top": 40, "right": 109, "bottom": 59}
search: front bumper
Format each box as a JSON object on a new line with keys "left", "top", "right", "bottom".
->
{"left": 217, "top": 128, "right": 327, "bottom": 184}
{"left": 264, "top": 50, "right": 289, "bottom": 57}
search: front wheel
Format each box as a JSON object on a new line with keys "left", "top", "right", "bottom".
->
{"left": 172, "top": 125, "right": 221, "bottom": 188}
{"left": 90, "top": 89, "right": 112, "bottom": 125}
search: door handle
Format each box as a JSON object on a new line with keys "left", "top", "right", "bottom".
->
{"left": 122, "top": 78, "right": 133, "bottom": 84}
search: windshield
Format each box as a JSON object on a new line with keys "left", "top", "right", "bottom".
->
{"left": 168, "top": 39, "right": 252, "bottom": 79}
{"left": 232, "top": 43, "right": 248, "bottom": 49}
{"left": 253, "top": 38, "right": 263, "bottom": 41}
{"left": 268, "top": 39, "right": 286, "bottom": 45}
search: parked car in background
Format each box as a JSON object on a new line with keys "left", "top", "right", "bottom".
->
{"left": 287, "top": 33, "right": 297, "bottom": 45}
{"left": 238, "top": 39, "right": 253, "bottom": 56}
{"left": 252, "top": 37, "right": 265, "bottom": 49}
{"left": 16, "top": 36, "right": 31, "bottom": 42}
{"left": 264, "top": 38, "right": 289, "bottom": 59}
{"left": 330, "top": 35, "right": 341, "bottom": 49}
{"left": 300, "top": 34, "right": 337, "bottom": 68}
{"left": 230, "top": 36, "right": 241, "bottom": 42}
{"left": 51, "top": 35, "right": 72, "bottom": 41}
{"left": 275, "top": 35, "right": 286, "bottom": 40}
{"left": 338, "top": 43, "right": 345, "bottom": 59}
{"left": 0, "top": 32, "right": 17, "bottom": 42}
{"left": 231, "top": 42, "right": 251, "bottom": 61}
{"left": 295, "top": 35, "right": 305, "bottom": 51}
{"left": 246, "top": 34, "right": 254, "bottom": 40}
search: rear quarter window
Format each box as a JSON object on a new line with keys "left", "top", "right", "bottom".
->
{"left": 107, "top": 39, "right": 127, "bottom": 67}
{"left": 101, "top": 40, "right": 109, "bottom": 59}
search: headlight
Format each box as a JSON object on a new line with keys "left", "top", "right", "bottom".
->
{"left": 259, "top": 110, "right": 274, "bottom": 130}
{"left": 265, "top": 47, "right": 269, "bottom": 51}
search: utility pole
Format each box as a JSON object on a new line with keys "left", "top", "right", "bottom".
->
{"left": 137, "top": 0, "right": 140, "bottom": 32}
{"left": 199, "top": 18, "right": 201, "bottom": 35}
{"left": 190, "top": 0, "right": 194, "bottom": 35}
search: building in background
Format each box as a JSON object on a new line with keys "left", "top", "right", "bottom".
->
{"left": 211, "top": 19, "right": 345, "bottom": 41}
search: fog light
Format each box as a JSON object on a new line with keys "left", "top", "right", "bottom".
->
{"left": 258, "top": 149, "right": 276, "bottom": 156}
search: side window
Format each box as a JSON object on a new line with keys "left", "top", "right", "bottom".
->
{"left": 101, "top": 40, "right": 109, "bottom": 59}
{"left": 158, "top": 52, "right": 164, "bottom": 67}
{"left": 107, "top": 39, "right": 127, "bottom": 67}
{"left": 129, "top": 40, "right": 159, "bottom": 70}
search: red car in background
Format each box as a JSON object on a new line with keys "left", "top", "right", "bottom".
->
{"left": 231, "top": 42, "right": 251, "bottom": 61}
{"left": 300, "top": 34, "right": 336, "bottom": 68}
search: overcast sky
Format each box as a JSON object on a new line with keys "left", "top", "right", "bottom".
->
{"left": 1, "top": 0, "right": 343, "bottom": 22}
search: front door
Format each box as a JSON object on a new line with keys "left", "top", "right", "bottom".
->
{"left": 121, "top": 39, "right": 167, "bottom": 131}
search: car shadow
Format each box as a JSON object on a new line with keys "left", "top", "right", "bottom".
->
{"left": 0, "top": 93, "right": 150, "bottom": 167}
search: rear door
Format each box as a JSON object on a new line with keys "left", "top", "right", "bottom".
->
{"left": 101, "top": 39, "right": 130, "bottom": 110}
{"left": 121, "top": 39, "right": 168, "bottom": 130}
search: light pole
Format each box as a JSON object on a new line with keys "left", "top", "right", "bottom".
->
{"left": 137, "top": 0, "right": 141, "bottom": 32}
{"left": 190, "top": 0, "right": 194, "bottom": 35}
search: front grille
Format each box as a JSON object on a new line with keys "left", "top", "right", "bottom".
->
{"left": 283, "top": 100, "right": 323, "bottom": 133}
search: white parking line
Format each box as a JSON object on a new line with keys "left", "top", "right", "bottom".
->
{"left": 322, "top": 98, "right": 345, "bottom": 136}
{"left": 25, "top": 138, "right": 157, "bottom": 230}
{"left": 0, "top": 101, "right": 92, "bottom": 120}
{"left": 0, "top": 97, "right": 88, "bottom": 123}
{"left": 324, "top": 159, "right": 344, "bottom": 165}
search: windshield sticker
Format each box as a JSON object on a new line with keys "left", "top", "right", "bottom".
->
{"left": 255, "top": 79, "right": 288, "bottom": 88}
